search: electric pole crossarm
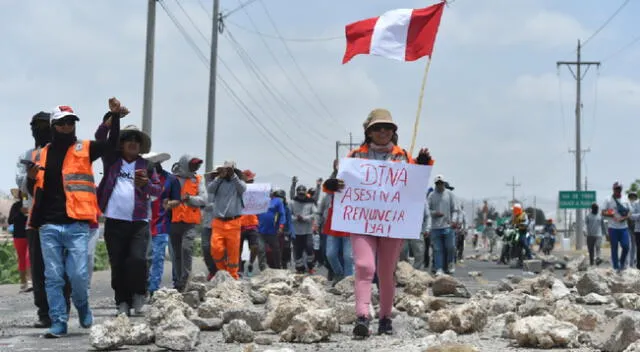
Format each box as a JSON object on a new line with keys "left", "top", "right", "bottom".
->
{"left": 556, "top": 39, "right": 600, "bottom": 251}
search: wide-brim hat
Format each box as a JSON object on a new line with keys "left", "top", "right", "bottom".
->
{"left": 363, "top": 108, "right": 398, "bottom": 131}
{"left": 141, "top": 152, "right": 171, "bottom": 164}
{"left": 120, "top": 125, "right": 151, "bottom": 154}
{"left": 10, "top": 188, "right": 21, "bottom": 199}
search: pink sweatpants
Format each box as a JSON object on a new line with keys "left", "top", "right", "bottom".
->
{"left": 351, "top": 234, "right": 404, "bottom": 318}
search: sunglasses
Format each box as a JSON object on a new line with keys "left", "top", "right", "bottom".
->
{"left": 55, "top": 118, "right": 76, "bottom": 127}
{"left": 369, "top": 123, "right": 396, "bottom": 132}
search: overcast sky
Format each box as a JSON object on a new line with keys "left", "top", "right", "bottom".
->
{"left": 1, "top": 0, "right": 639, "bottom": 221}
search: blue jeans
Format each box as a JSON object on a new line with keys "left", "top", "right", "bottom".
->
{"left": 326, "top": 235, "right": 353, "bottom": 277}
{"left": 40, "top": 222, "right": 90, "bottom": 325}
{"left": 432, "top": 228, "right": 455, "bottom": 271}
{"left": 610, "top": 228, "right": 630, "bottom": 270}
{"left": 148, "top": 234, "right": 169, "bottom": 293}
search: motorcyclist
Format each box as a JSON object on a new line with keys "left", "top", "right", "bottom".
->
{"left": 540, "top": 218, "right": 557, "bottom": 253}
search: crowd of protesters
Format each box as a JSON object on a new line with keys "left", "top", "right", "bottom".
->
{"left": 11, "top": 102, "right": 482, "bottom": 339}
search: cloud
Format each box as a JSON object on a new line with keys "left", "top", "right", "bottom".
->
{"left": 442, "top": 5, "right": 589, "bottom": 49}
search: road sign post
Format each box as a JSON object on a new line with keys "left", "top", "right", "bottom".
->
{"left": 558, "top": 191, "right": 596, "bottom": 209}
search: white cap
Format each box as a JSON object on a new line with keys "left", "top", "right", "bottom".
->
{"left": 434, "top": 174, "right": 445, "bottom": 183}
{"left": 50, "top": 105, "right": 79, "bottom": 125}
{"left": 141, "top": 152, "right": 171, "bottom": 164}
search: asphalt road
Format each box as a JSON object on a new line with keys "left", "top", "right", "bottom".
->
{"left": 0, "top": 243, "right": 593, "bottom": 352}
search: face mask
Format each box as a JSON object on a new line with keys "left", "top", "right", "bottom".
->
{"left": 51, "top": 128, "right": 77, "bottom": 147}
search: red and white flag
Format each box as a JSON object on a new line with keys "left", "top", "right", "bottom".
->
{"left": 343, "top": 2, "right": 445, "bottom": 64}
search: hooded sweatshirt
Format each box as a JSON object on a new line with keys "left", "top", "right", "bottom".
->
{"left": 258, "top": 197, "right": 286, "bottom": 235}
{"left": 173, "top": 154, "right": 207, "bottom": 210}
{"left": 207, "top": 166, "right": 246, "bottom": 219}
{"left": 427, "top": 188, "right": 457, "bottom": 230}
{"left": 290, "top": 194, "right": 316, "bottom": 235}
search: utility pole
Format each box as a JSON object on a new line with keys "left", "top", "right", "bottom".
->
{"left": 558, "top": 40, "right": 600, "bottom": 250}
{"left": 141, "top": 0, "right": 157, "bottom": 135}
{"left": 335, "top": 133, "right": 361, "bottom": 160}
{"left": 506, "top": 176, "right": 521, "bottom": 205}
{"left": 205, "top": 0, "right": 221, "bottom": 172}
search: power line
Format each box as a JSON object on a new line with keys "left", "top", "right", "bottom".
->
{"left": 157, "top": 0, "right": 323, "bottom": 176}
{"left": 173, "top": 0, "right": 210, "bottom": 44}
{"left": 602, "top": 34, "right": 640, "bottom": 63}
{"left": 257, "top": 0, "right": 347, "bottom": 131}
{"left": 225, "top": 21, "right": 342, "bottom": 42}
{"left": 222, "top": 0, "right": 259, "bottom": 19}
{"left": 582, "top": 0, "right": 631, "bottom": 48}
{"left": 224, "top": 29, "right": 332, "bottom": 143}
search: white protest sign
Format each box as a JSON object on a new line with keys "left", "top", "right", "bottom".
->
{"left": 330, "top": 158, "right": 431, "bottom": 239}
{"left": 242, "top": 183, "right": 271, "bottom": 215}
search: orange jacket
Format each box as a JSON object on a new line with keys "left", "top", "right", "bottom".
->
{"left": 172, "top": 175, "right": 202, "bottom": 224}
{"left": 28, "top": 140, "right": 98, "bottom": 228}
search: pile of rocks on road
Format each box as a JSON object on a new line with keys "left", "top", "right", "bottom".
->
{"left": 88, "top": 256, "right": 640, "bottom": 351}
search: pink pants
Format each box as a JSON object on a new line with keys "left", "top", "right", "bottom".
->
{"left": 351, "top": 234, "right": 404, "bottom": 318}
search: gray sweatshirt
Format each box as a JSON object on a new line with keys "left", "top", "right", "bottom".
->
{"left": 201, "top": 184, "right": 216, "bottom": 227}
{"left": 174, "top": 155, "right": 207, "bottom": 208}
{"left": 207, "top": 173, "right": 246, "bottom": 219}
{"left": 290, "top": 198, "right": 316, "bottom": 235}
{"left": 421, "top": 204, "right": 430, "bottom": 233}
{"left": 316, "top": 194, "right": 332, "bottom": 230}
{"left": 428, "top": 189, "right": 457, "bottom": 230}
{"left": 585, "top": 212, "right": 606, "bottom": 237}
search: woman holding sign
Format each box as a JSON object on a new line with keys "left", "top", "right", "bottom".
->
{"left": 323, "top": 109, "right": 433, "bottom": 338}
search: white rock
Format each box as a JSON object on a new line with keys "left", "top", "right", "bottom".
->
{"left": 125, "top": 323, "right": 155, "bottom": 345}
{"left": 222, "top": 319, "right": 255, "bottom": 343}
{"left": 551, "top": 279, "right": 571, "bottom": 301}
{"left": 624, "top": 340, "right": 640, "bottom": 352}
{"left": 511, "top": 314, "right": 579, "bottom": 349}
{"left": 264, "top": 294, "right": 321, "bottom": 333}
{"left": 222, "top": 307, "right": 265, "bottom": 331}
{"left": 583, "top": 292, "right": 611, "bottom": 305}
{"left": 431, "top": 275, "right": 470, "bottom": 298}
{"left": 280, "top": 308, "right": 340, "bottom": 343}
{"left": 260, "top": 282, "right": 294, "bottom": 296}
{"left": 553, "top": 299, "right": 602, "bottom": 331}
{"left": 154, "top": 309, "right": 200, "bottom": 351}
{"left": 616, "top": 293, "right": 640, "bottom": 310}
{"left": 427, "top": 300, "right": 488, "bottom": 334}
{"left": 598, "top": 311, "right": 640, "bottom": 352}
{"left": 90, "top": 314, "right": 129, "bottom": 350}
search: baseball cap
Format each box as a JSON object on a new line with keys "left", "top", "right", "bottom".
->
{"left": 31, "top": 111, "right": 51, "bottom": 125}
{"left": 50, "top": 105, "right": 79, "bottom": 125}
{"left": 613, "top": 182, "right": 623, "bottom": 189}
{"left": 434, "top": 174, "right": 445, "bottom": 183}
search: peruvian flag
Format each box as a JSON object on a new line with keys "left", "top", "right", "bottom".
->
{"left": 343, "top": 2, "right": 445, "bottom": 64}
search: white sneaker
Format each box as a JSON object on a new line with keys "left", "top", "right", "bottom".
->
{"left": 435, "top": 270, "right": 444, "bottom": 277}
{"left": 132, "top": 294, "right": 146, "bottom": 315}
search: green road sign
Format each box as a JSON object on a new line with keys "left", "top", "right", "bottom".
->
{"left": 558, "top": 191, "right": 596, "bottom": 209}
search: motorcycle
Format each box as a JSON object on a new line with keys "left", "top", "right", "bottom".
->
{"left": 540, "top": 233, "right": 555, "bottom": 255}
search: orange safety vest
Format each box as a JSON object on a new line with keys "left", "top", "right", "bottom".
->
{"left": 172, "top": 175, "right": 202, "bottom": 224}
{"left": 30, "top": 140, "right": 98, "bottom": 223}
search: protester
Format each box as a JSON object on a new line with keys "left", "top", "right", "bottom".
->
{"left": 239, "top": 170, "right": 260, "bottom": 276}
{"left": 144, "top": 152, "right": 181, "bottom": 296}
{"left": 208, "top": 161, "right": 247, "bottom": 279}
{"left": 16, "top": 111, "right": 72, "bottom": 328}
{"left": 483, "top": 219, "right": 497, "bottom": 254}
{"left": 428, "top": 175, "right": 457, "bottom": 276}
{"left": 602, "top": 182, "right": 631, "bottom": 272}
{"left": 258, "top": 190, "right": 287, "bottom": 269}
{"left": 290, "top": 182, "right": 317, "bottom": 274}
{"left": 86, "top": 208, "right": 102, "bottom": 288}
{"left": 8, "top": 189, "right": 32, "bottom": 293}
{"left": 585, "top": 203, "right": 606, "bottom": 266}
{"left": 322, "top": 108, "right": 433, "bottom": 338}
{"left": 170, "top": 155, "right": 207, "bottom": 291}
{"left": 628, "top": 192, "right": 639, "bottom": 268}
{"left": 453, "top": 203, "right": 466, "bottom": 263}
{"left": 201, "top": 168, "right": 219, "bottom": 280}
{"left": 96, "top": 122, "right": 161, "bottom": 316}
{"left": 26, "top": 99, "right": 124, "bottom": 337}
{"left": 317, "top": 170, "right": 351, "bottom": 283}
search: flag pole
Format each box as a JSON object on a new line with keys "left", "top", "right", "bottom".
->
{"left": 409, "top": 56, "right": 433, "bottom": 155}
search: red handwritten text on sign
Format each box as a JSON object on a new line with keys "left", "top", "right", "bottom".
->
{"left": 330, "top": 158, "right": 430, "bottom": 239}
